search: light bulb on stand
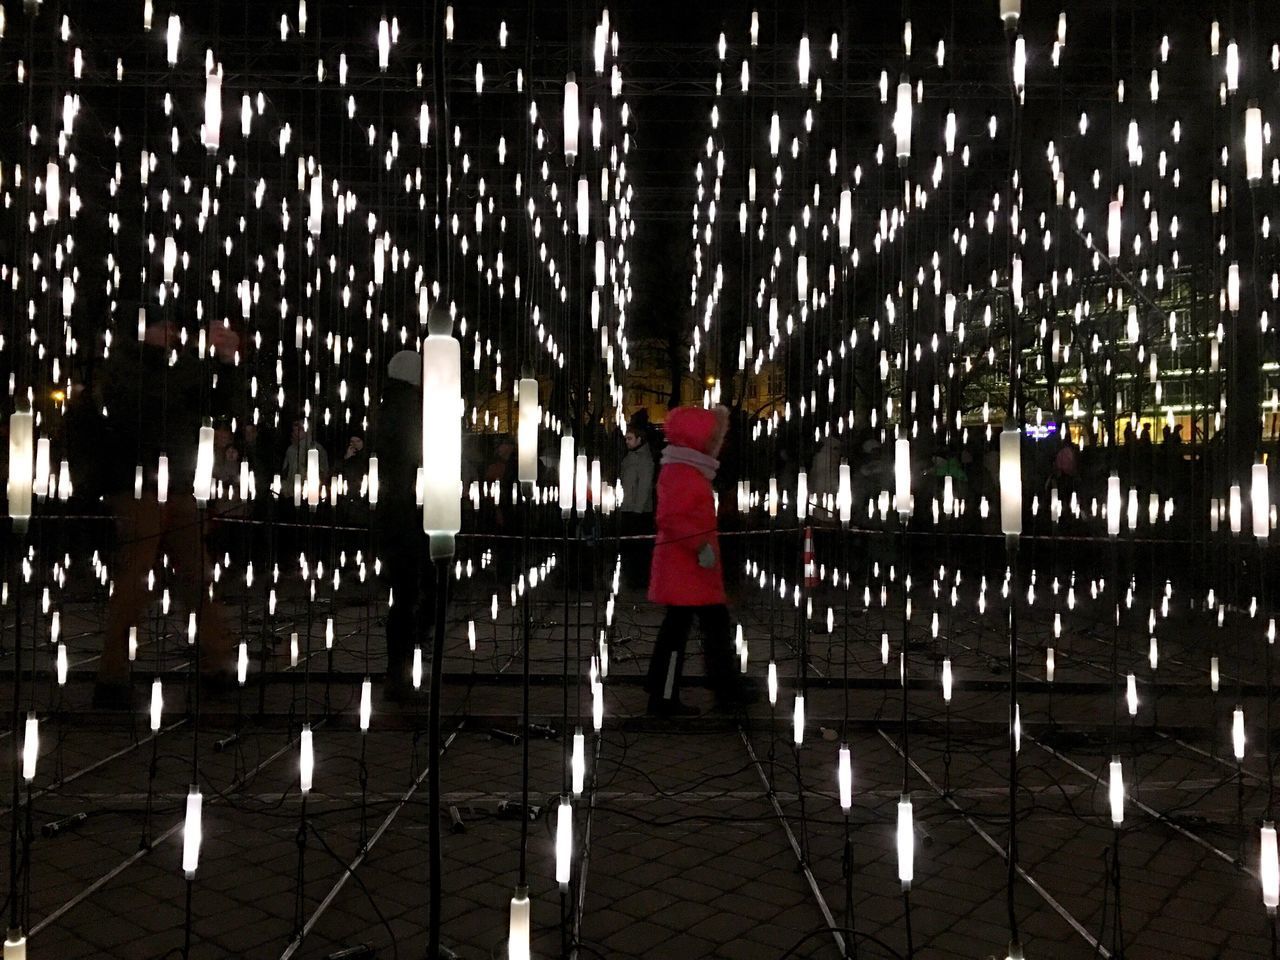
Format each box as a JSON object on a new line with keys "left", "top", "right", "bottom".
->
{"left": 508, "top": 887, "right": 531, "bottom": 960}
{"left": 1000, "top": 426, "right": 1022, "bottom": 536}
{"left": 897, "top": 795, "right": 914, "bottom": 889}
{"left": 150, "top": 679, "right": 163, "bottom": 731}
{"left": 21, "top": 714, "right": 38, "bottom": 782}
{"left": 571, "top": 728, "right": 586, "bottom": 796}
{"left": 3, "top": 931, "right": 27, "bottom": 960}
{"left": 563, "top": 74, "right": 580, "bottom": 162}
{"left": 7, "top": 411, "right": 34, "bottom": 531}
{"left": 517, "top": 379, "right": 539, "bottom": 486}
{"left": 555, "top": 797, "right": 573, "bottom": 887}
{"left": 1108, "top": 758, "right": 1125, "bottom": 826}
{"left": 182, "top": 786, "right": 203, "bottom": 878}
{"left": 837, "top": 745, "right": 852, "bottom": 811}
{"left": 300, "top": 724, "right": 314, "bottom": 793}
{"left": 422, "top": 312, "right": 462, "bottom": 559}
{"left": 894, "top": 438, "right": 912, "bottom": 516}
{"left": 1262, "top": 822, "right": 1279, "bottom": 912}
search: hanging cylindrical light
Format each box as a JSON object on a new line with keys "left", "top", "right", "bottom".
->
{"left": 942, "top": 657, "right": 953, "bottom": 703}
{"left": 767, "top": 661, "right": 778, "bottom": 706}
{"left": 571, "top": 728, "right": 586, "bottom": 796}
{"left": 367, "top": 456, "right": 380, "bottom": 506}
{"left": 45, "top": 160, "right": 61, "bottom": 223}
{"left": 796, "top": 471, "right": 808, "bottom": 521}
{"left": 590, "top": 459, "right": 602, "bottom": 507}
{"left": 837, "top": 462, "right": 852, "bottom": 527}
{"left": 7, "top": 410, "right": 33, "bottom": 530}
{"left": 555, "top": 797, "right": 573, "bottom": 887}
{"left": 1232, "top": 706, "right": 1246, "bottom": 760}
{"left": 422, "top": 315, "right": 462, "bottom": 558}
{"left": 300, "top": 723, "right": 314, "bottom": 793}
{"left": 518, "top": 379, "right": 539, "bottom": 487}
{"left": 558, "top": 436, "right": 575, "bottom": 515}
{"left": 194, "top": 425, "right": 215, "bottom": 505}
{"left": 1252, "top": 462, "right": 1270, "bottom": 540}
{"left": 1107, "top": 473, "right": 1121, "bottom": 537}
{"left": 3, "top": 931, "right": 26, "bottom": 959}
{"left": 999, "top": 0, "right": 1021, "bottom": 26}
{"left": 1125, "top": 673, "right": 1138, "bottom": 716}
{"left": 308, "top": 176, "right": 323, "bottom": 235}
{"left": 377, "top": 18, "right": 391, "bottom": 71}
{"left": 166, "top": 13, "right": 181, "bottom": 63}
{"left": 576, "top": 177, "right": 590, "bottom": 235}
{"left": 182, "top": 786, "right": 203, "bottom": 878}
{"left": 563, "top": 73, "right": 580, "bottom": 162}
{"left": 33, "top": 437, "right": 49, "bottom": 500}
{"left": 1107, "top": 199, "right": 1122, "bottom": 259}
{"left": 21, "top": 713, "right": 38, "bottom": 782}
{"left": 163, "top": 236, "right": 178, "bottom": 285}
{"left": 1229, "top": 483, "right": 1243, "bottom": 534}
{"left": 1246, "top": 103, "right": 1264, "bottom": 184}
{"left": 838, "top": 189, "right": 852, "bottom": 249}
{"left": 792, "top": 694, "right": 805, "bottom": 746}
{"left": 150, "top": 678, "right": 163, "bottom": 731}
{"left": 837, "top": 745, "right": 852, "bottom": 811}
{"left": 203, "top": 70, "right": 222, "bottom": 152}
{"left": 574, "top": 454, "right": 589, "bottom": 515}
{"left": 306, "top": 447, "right": 321, "bottom": 509}
{"left": 508, "top": 887, "right": 531, "bottom": 960}
{"left": 894, "top": 437, "right": 911, "bottom": 516}
{"left": 1211, "top": 655, "right": 1221, "bottom": 692}
{"left": 359, "top": 677, "right": 372, "bottom": 731}
{"left": 1228, "top": 262, "right": 1241, "bottom": 313}
{"left": 894, "top": 77, "right": 912, "bottom": 163}
{"left": 1262, "top": 822, "right": 1280, "bottom": 912}
{"left": 897, "top": 794, "right": 914, "bottom": 889}
{"left": 1000, "top": 426, "right": 1022, "bottom": 536}
{"left": 1108, "top": 758, "right": 1124, "bottom": 825}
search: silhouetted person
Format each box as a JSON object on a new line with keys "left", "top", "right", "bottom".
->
{"left": 619, "top": 426, "right": 655, "bottom": 589}
{"left": 375, "top": 350, "right": 433, "bottom": 700}
{"left": 95, "top": 315, "right": 241, "bottom": 708}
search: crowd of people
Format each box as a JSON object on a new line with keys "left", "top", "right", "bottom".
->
{"left": 5, "top": 312, "right": 1257, "bottom": 711}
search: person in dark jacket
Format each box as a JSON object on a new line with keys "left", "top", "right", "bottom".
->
{"left": 619, "top": 427, "right": 656, "bottom": 589}
{"left": 374, "top": 350, "right": 433, "bottom": 699}
{"left": 94, "top": 314, "right": 242, "bottom": 708}
{"left": 645, "top": 405, "right": 755, "bottom": 716}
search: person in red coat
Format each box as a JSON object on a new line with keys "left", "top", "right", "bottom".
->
{"left": 645, "top": 404, "right": 752, "bottom": 715}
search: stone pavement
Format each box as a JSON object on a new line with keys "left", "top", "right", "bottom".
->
{"left": 1, "top": 538, "right": 1277, "bottom": 959}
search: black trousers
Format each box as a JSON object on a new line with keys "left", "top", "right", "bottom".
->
{"left": 382, "top": 528, "right": 436, "bottom": 688}
{"left": 645, "top": 604, "right": 737, "bottom": 703}
{"left": 618, "top": 511, "right": 653, "bottom": 591}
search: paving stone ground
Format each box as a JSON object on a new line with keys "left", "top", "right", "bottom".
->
{"left": 1, "top": 535, "right": 1276, "bottom": 959}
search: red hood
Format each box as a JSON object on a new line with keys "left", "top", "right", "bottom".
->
{"left": 663, "top": 406, "right": 721, "bottom": 454}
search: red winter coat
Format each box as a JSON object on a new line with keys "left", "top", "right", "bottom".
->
{"left": 649, "top": 407, "right": 726, "bottom": 607}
